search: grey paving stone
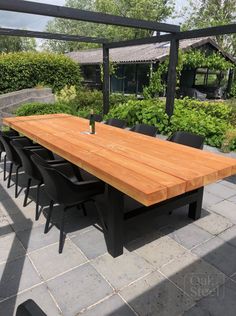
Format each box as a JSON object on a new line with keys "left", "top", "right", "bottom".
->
{"left": 192, "top": 236, "right": 236, "bottom": 276}
{"left": 202, "top": 191, "right": 223, "bottom": 209}
{"left": 218, "top": 225, "right": 236, "bottom": 248}
{"left": 205, "top": 182, "right": 236, "bottom": 199}
{"left": 0, "top": 233, "right": 25, "bottom": 263}
{"left": 134, "top": 234, "right": 185, "bottom": 269}
{"left": 82, "top": 295, "right": 135, "bottom": 316}
{"left": 29, "top": 239, "right": 87, "bottom": 280}
{"left": 220, "top": 180, "right": 236, "bottom": 190}
{"left": 188, "top": 279, "right": 236, "bottom": 316}
{"left": 71, "top": 228, "right": 108, "bottom": 259}
{"left": 0, "top": 256, "right": 42, "bottom": 301}
{"left": 47, "top": 263, "right": 113, "bottom": 316}
{"left": 16, "top": 225, "right": 59, "bottom": 252}
{"left": 0, "top": 184, "right": 10, "bottom": 201}
{"left": 194, "top": 211, "right": 233, "bottom": 235}
{"left": 92, "top": 250, "right": 154, "bottom": 290}
{"left": 120, "top": 271, "right": 194, "bottom": 316}
{"left": 209, "top": 200, "right": 236, "bottom": 224}
{"left": 0, "top": 284, "right": 61, "bottom": 316}
{"left": 227, "top": 194, "right": 236, "bottom": 203}
{"left": 160, "top": 252, "right": 226, "bottom": 301}
{"left": 183, "top": 305, "right": 206, "bottom": 316}
{"left": 161, "top": 223, "right": 213, "bottom": 250}
{"left": 0, "top": 208, "right": 12, "bottom": 237}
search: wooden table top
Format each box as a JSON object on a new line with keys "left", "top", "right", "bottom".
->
{"left": 4, "top": 114, "right": 236, "bottom": 206}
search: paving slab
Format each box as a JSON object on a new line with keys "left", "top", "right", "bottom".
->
{"left": 46, "top": 263, "right": 113, "bottom": 316}
{"left": 29, "top": 239, "right": 87, "bottom": 281}
{"left": 160, "top": 223, "right": 213, "bottom": 250}
{"left": 0, "top": 208, "right": 12, "bottom": 237}
{"left": 202, "top": 191, "right": 223, "bottom": 209}
{"left": 120, "top": 270, "right": 194, "bottom": 316}
{"left": 218, "top": 225, "right": 236, "bottom": 248}
{"left": 192, "top": 236, "right": 236, "bottom": 276}
{"left": 16, "top": 225, "right": 59, "bottom": 252}
{"left": 0, "top": 256, "right": 42, "bottom": 302}
{"left": 0, "top": 283, "right": 61, "bottom": 316}
{"left": 0, "top": 233, "right": 25, "bottom": 264}
{"left": 160, "top": 252, "right": 226, "bottom": 301}
{"left": 209, "top": 200, "right": 236, "bottom": 224}
{"left": 71, "top": 228, "right": 107, "bottom": 259}
{"left": 92, "top": 250, "right": 154, "bottom": 290}
{"left": 205, "top": 182, "right": 236, "bottom": 199}
{"left": 185, "top": 279, "right": 236, "bottom": 316}
{"left": 194, "top": 211, "right": 233, "bottom": 235}
{"left": 134, "top": 234, "right": 186, "bottom": 269}
{"left": 82, "top": 295, "right": 136, "bottom": 316}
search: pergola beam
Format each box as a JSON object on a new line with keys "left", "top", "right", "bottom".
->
{"left": 0, "top": 0, "right": 180, "bottom": 33}
{"left": 0, "top": 28, "right": 107, "bottom": 44}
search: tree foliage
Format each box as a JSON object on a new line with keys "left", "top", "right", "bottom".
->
{"left": 43, "top": 0, "right": 174, "bottom": 53}
{"left": 0, "top": 36, "right": 36, "bottom": 53}
{"left": 181, "top": 0, "right": 236, "bottom": 54}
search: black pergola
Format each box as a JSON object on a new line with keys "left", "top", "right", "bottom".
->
{"left": 0, "top": 0, "right": 236, "bottom": 117}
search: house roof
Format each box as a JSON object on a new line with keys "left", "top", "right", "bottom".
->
{"left": 67, "top": 37, "right": 236, "bottom": 65}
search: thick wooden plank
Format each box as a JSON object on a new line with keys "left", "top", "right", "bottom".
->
{"left": 4, "top": 115, "right": 236, "bottom": 206}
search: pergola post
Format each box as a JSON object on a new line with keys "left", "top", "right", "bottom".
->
{"left": 103, "top": 44, "right": 110, "bottom": 115}
{"left": 165, "top": 39, "right": 179, "bottom": 118}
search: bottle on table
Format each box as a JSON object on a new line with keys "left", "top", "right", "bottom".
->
{"left": 89, "top": 109, "right": 95, "bottom": 134}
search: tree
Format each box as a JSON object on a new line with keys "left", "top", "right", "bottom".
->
{"left": 43, "top": 0, "right": 174, "bottom": 53}
{"left": 181, "top": 0, "right": 236, "bottom": 54}
{"left": 0, "top": 36, "right": 36, "bottom": 53}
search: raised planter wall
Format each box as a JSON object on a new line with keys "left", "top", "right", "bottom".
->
{"left": 0, "top": 88, "right": 55, "bottom": 125}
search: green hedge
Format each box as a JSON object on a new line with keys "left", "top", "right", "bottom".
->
{"left": 0, "top": 52, "right": 81, "bottom": 94}
{"left": 106, "top": 98, "right": 233, "bottom": 148}
{"left": 15, "top": 102, "right": 73, "bottom": 116}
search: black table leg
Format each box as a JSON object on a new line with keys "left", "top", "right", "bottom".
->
{"left": 106, "top": 185, "right": 124, "bottom": 257}
{"left": 188, "top": 187, "right": 204, "bottom": 220}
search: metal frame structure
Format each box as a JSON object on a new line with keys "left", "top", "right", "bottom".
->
{"left": 0, "top": 0, "right": 236, "bottom": 117}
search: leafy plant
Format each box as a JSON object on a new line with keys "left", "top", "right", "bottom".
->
{"left": 0, "top": 52, "right": 82, "bottom": 94}
{"left": 15, "top": 102, "right": 73, "bottom": 116}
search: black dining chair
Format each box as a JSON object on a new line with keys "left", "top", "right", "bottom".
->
{"left": 104, "top": 118, "right": 127, "bottom": 128}
{"left": 130, "top": 123, "right": 158, "bottom": 137}
{"left": 0, "top": 130, "right": 19, "bottom": 180}
{"left": 11, "top": 139, "right": 64, "bottom": 219}
{"left": 0, "top": 133, "right": 35, "bottom": 197}
{"left": 168, "top": 131, "right": 205, "bottom": 149}
{"left": 87, "top": 113, "right": 103, "bottom": 122}
{"left": 31, "top": 154, "right": 105, "bottom": 253}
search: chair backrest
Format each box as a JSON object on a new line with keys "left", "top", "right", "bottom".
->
{"left": 0, "top": 133, "right": 26, "bottom": 165}
{"left": 0, "top": 130, "right": 19, "bottom": 152}
{"left": 168, "top": 131, "right": 205, "bottom": 149}
{"left": 31, "top": 154, "right": 76, "bottom": 204}
{"left": 10, "top": 139, "right": 46, "bottom": 181}
{"left": 105, "top": 118, "right": 127, "bottom": 128}
{"left": 130, "top": 123, "right": 157, "bottom": 137}
{"left": 87, "top": 114, "right": 103, "bottom": 122}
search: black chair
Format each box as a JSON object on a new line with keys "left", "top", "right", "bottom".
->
{"left": 31, "top": 154, "right": 105, "bottom": 253}
{"left": 168, "top": 131, "right": 205, "bottom": 149}
{"left": 11, "top": 140, "right": 61, "bottom": 219}
{"left": 0, "top": 133, "right": 35, "bottom": 197}
{"left": 104, "top": 118, "right": 127, "bottom": 128}
{"left": 130, "top": 123, "right": 157, "bottom": 137}
{"left": 0, "top": 130, "right": 19, "bottom": 180}
{"left": 87, "top": 113, "right": 103, "bottom": 122}
{"left": 16, "top": 299, "right": 47, "bottom": 316}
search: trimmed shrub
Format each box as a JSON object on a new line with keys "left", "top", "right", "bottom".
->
{"left": 15, "top": 102, "right": 72, "bottom": 116}
{"left": 0, "top": 52, "right": 81, "bottom": 94}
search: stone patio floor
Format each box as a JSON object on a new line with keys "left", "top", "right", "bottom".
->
{"left": 0, "top": 155, "right": 236, "bottom": 315}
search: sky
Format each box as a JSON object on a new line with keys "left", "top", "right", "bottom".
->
{"left": 0, "top": 0, "right": 187, "bottom": 31}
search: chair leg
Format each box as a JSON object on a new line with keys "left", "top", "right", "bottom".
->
{"left": 35, "top": 183, "right": 42, "bottom": 221}
{"left": 59, "top": 207, "right": 66, "bottom": 254}
{"left": 0, "top": 151, "right": 2, "bottom": 162}
{"left": 3, "top": 155, "right": 7, "bottom": 181}
{"left": 44, "top": 200, "right": 54, "bottom": 234}
{"left": 81, "top": 203, "right": 87, "bottom": 216}
{"left": 23, "top": 178, "right": 31, "bottom": 207}
{"left": 7, "top": 162, "right": 13, "bottom": 188}
{"left": 15, "top": 166, "right": 20, "bottom": 198}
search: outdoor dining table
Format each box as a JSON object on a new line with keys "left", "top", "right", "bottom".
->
{"left": 3, "top": 113, "right": 236, "bottom": 257}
